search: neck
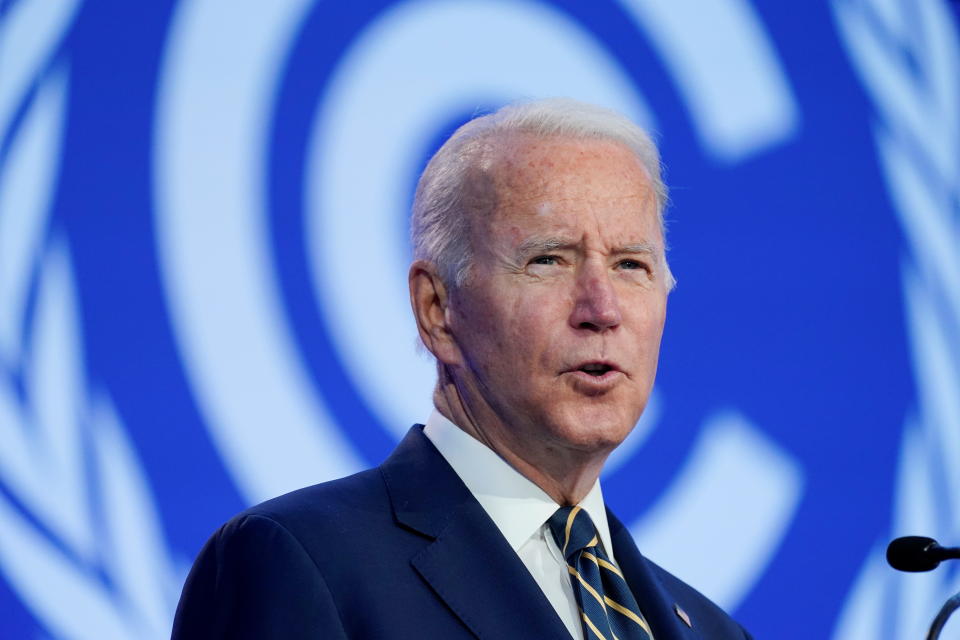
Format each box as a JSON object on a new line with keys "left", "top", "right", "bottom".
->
{"left": 433, "top": 374, "right": 609, "bottom": 505}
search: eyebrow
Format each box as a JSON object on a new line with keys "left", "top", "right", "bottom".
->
{"left": 516, "top": 237, "right": 574, "bottom": 256}
{"left": 617, "top": 242, "right": 660, "bottom": 256}
{"left": 515, "top": 237, "right": 662, "bottom": 259}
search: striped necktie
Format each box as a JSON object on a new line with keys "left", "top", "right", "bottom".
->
{"left": 548, "top": 506, "right": 654, "bottom": 640}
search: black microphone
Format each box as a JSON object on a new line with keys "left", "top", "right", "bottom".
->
{"left": 886, "top": 536, "right": 960, "bottom": 572}
{"left": 888, "top": 537, "right": 960, "bottom": 640}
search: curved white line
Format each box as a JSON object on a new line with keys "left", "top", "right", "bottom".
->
{"left": 154, "top": 0, "right": 364, "bottom": 504}
{"left": 630, "top": 411, "right": 803, "bottom": 610}
{"left": 617, "top": 0, "right": 798, "bottom": 161}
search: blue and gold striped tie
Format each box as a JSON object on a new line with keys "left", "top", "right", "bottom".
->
{"left": 548, "top": 506, "right": 653, "bottom": 640}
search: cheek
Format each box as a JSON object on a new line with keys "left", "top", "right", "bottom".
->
{"left": 486, "top": 295, "right": 568, "bottom": 377}
{"left": 512, "top": 289, "right": 569, "bottom": 334}
{"left": 456, "top": 278, "right": 575, "bottom": 369}
{"left": 637, "top": 302, "right": 667, "bottom": 356}
{"left": 497, "top": 306, "right": 545, "bottom": 358}
{"left": 458, "top": 291, "right": 535, "bottom": 362}
{"left": 623, "top": 292, "right": 666, "bottom": 339}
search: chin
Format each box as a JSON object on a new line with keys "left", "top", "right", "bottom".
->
{"left": 546, "top": 404, "right": 639, "bottom": 452}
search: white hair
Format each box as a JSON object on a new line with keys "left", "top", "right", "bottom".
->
{"left": 410, "top": 98, "right": 673, "bottom": 289}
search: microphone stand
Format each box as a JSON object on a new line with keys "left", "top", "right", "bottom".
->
{"left": 927, "top": 591, "right": 960, "bottom": 640}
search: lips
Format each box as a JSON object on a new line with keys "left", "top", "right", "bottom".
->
{"left": 567, "top": 360, "right": 622, "bottom": 377}
{"left": 578, "top": 363, "right": 613, "bottom": 377}
{"left": 560, "top": 361, "right": 626, "bottom": 392}
{"left": 563, "top": 361, "right": 624, "bottom": 394}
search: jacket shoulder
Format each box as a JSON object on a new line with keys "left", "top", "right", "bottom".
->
{"left": 235, "top": 467, "right": 390, "bottom": 535}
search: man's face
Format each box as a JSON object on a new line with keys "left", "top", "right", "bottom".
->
{"left": 446, "top": 134, "right": 669, "bottom": 456}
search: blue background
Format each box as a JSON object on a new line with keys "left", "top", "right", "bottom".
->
{"left": 1, "top": 1, "right": 959, "bottom": 638}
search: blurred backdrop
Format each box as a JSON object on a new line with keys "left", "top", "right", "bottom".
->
{"left": 2, "top": 0, "right": 959, "bottom": 638}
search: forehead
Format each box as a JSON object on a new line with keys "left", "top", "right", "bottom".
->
{"left": 488, "top": 134, "right": 647, "bottom": 189}
{"left": 479, "top": 134, "right": 660, "bottom": 242}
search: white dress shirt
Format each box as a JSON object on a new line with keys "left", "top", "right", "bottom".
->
{"left": 423, "top": 410, "right": 616, "bottom": 640}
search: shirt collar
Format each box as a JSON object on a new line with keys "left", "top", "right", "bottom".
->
{"left": 423, "top": 409, "right": 614, "bottom": 556}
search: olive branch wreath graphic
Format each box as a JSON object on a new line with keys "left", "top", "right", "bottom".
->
{"left": 832, "top": 0, "right": 960, "bottom": 637}
{"left": 0, "top": 2, "right": 183, "bottom": 638}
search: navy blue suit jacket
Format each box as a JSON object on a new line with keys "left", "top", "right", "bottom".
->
{"left": 172, "top": 426, "right": 752, "bottom": 639}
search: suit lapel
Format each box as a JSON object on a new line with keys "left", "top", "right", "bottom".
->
{"left": 381, "top": 427, "right": 571, "bottom": 639}
{"left": 411, "top": 501, "right": 571, "bottom": 639}
{"left": 608, "top": 510, "right": 701, "bottom": 640}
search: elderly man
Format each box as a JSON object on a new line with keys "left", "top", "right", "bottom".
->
{"left": 173, "top": 99, "right": 752, "bottom": 639}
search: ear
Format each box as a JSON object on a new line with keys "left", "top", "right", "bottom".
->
{"left": 408, "top": 260, "right": 464, "bottom": 366}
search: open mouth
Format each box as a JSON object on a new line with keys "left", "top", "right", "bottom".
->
{"left": 565, "top": 361, "right": 622, "bottom": 392}
{"left": 578, "top": 363, "right": 614, "bottom": 377}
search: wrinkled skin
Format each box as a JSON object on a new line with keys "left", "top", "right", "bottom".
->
{"left": 410, "top": 134, "right": 669, "bottom": 504}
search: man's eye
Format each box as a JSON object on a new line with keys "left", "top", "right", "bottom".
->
{"left": 530, "top": 255, "right": 560, "bottom": 266}
{"left": 618, "top": 260, "right": 653, "bottom": 276}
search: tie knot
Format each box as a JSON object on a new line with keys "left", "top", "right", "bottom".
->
{"left": 548, "top": 506, "right": 600, "bottom": 559}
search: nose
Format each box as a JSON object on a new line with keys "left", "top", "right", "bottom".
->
{"left": 569, "top": 262, "right": 622, "bottom": 332}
